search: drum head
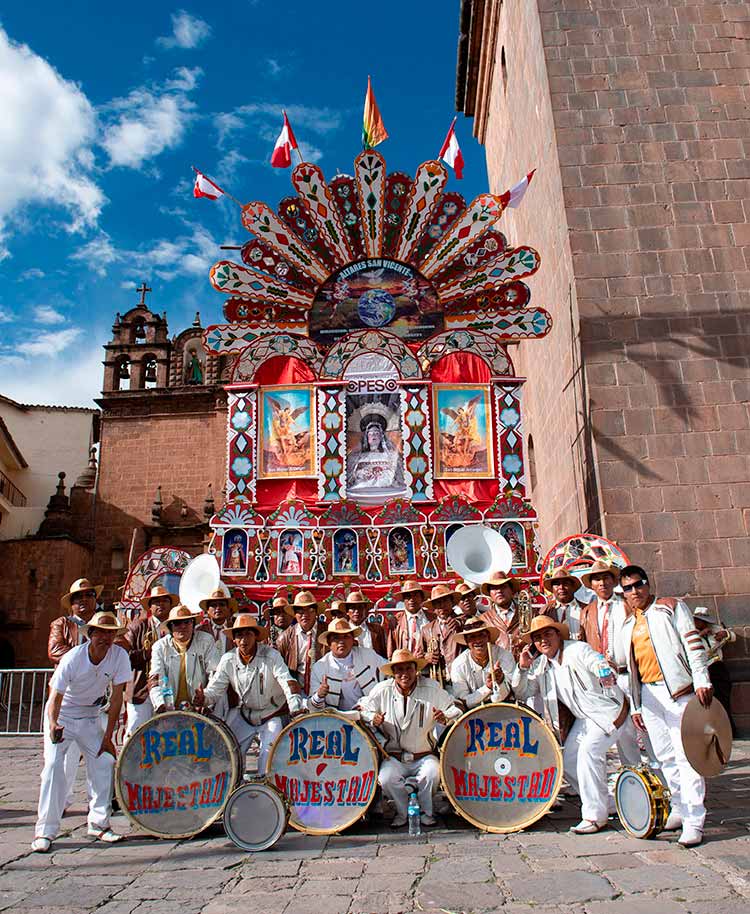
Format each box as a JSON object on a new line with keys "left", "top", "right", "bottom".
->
{"left": 266, "top": 711, "right": 379, "bottom": 835}
{"left": 439, "top": 702, "right": 563, "bottom": 834}
{"left": 224, "top": 783, "right": 288, "bottom": 852}
{"left": 116, "top": 710, "right": 242, "bottom": 839}
{"left": 615, "top": 768, "right": 655, "bottom": 839}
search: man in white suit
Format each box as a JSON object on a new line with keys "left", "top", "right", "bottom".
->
{"left": 308, "top": 617, "right": 384, "bottom": 713}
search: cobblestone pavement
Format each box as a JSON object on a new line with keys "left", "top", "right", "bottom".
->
{"left": 1, "top": 736, "right": 749, "bottom": 914}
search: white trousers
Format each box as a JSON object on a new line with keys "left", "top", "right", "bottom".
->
{"left": 563, "top": 717, "right": 622, "bottom": 824}
{"left": 36, "top": 711, "right": 115, "bottom": 839}
{"left": 379, "top": 755, "right": 440, "bottom": 818}
{"left": 225, "top": 708, "right": 283, "bottom": 776}
{"left": 125, "top": 698, "right": 154, "bottom": 738}
{"left": 641, "top": 683, "right": 705, "bottom": 828}
{"left": 63, "top": 742, "right": 82, "bottom": 806}
{"left": 616, "top": 673, "right": 656, "bottom": 766}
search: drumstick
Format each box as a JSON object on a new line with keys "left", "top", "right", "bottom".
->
{"left": 489, "top": 642, "right": 498, "bottom": 690}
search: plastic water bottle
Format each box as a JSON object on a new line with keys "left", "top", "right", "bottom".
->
{"left": 407, "top": 791, "right": 422, "bottom": 836}
{"left": 162, "top": 676, "right": 175, "bottom": 711}
{"left": 597, "top": 658, "right": 616, "bottom": 698}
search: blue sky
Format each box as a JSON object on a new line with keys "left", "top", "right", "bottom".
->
{"left": 0, "top": 3, "right": 491, "bottom": 407}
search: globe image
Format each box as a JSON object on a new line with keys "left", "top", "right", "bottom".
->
{"left": 358, "top": 289, "right": 396, "bottom": 327}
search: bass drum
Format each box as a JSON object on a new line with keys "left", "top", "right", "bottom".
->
{"left": 439, "top": 702, "right": 563, "bottom": 833}
{"left": 223, "top": 782, "right": 289, "bottom": 852}
{"left": 116, "top": 710, "right": 243, "bottom": 839}
{"left": 615, "top": 766, "right": 670, "bottom": 839}
{"left": 266, "top": 711, "right": 379, "bottom": 835}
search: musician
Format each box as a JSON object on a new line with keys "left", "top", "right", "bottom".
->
{"left": 387, "top": 580, "right": 433, "bottom": 656}
{"left": 276, "top": 590, "right": 327, "bottom": 696}
{"left": 540, "top": 567, "right": 585, "bottom": 638}
{"left": 693, "top": 607, "right": 736, "bottom": 735}
{"left": 345, "top": 590, "right": 388, "bottom": 657}
{"left": 122, "top": 585, "right": 177, "bottom": 737}
{"left": 513, "top": 616, "right": 631, "bottom": 836}
{"left": 420, "top": 584, "right": 463, "bottom": 685}
{"left": 479, "top": 571, "right": 525, "bottom": 658}
{"left": 196, "top": 589, "right": 236, "bottom": 652}
{"left": 265, "top": 596, "right": 295, "bottom": 648}
{"left": 148, "top": 604, "right": 222, "bottom": 712}
{"left": 32, "top": 612, "right": 131, "bottom": 853}
{"left": 619, "top": 565, "right": 712, "bottom": 847}
{"left": 327, "top": 599, "right": 349, "bottom": 621}
{"left": 308, "top": 617, "right": 384, "bottom": 712}
{"left": 450, "top": 616, "right": 515, "bottom": 707}
{"left": 203, "top": 614, "right": 302, "bottom": 775}
{"left": 455, "top": 581, "right": 481, "bottom": 617}
{"left": 359, "top": 649, "right": 461, "bottom": 828}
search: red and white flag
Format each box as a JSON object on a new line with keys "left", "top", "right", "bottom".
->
{"left": 500, "top": 169, "right": 536, "bottom": 209}
{"left": 271, "top": 111, "right": 299, "bottom": 168}
{"left": 439, "top": 118, "right": 464, "bottom": 179}
{"left": 193, "top": 168, "right": 224, "bottom": 200}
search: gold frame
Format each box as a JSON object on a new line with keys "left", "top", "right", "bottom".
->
{"left": 432, "top": 384, "right": 494, "bottom": 479}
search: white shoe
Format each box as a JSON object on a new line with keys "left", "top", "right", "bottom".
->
{"left": 31, "top": 837, "right": 51, "bottom": 853}
{"left": 678, "top": 825, "right": 703, "bottom": 847}
{"left": 420, "top": 814, "right": 437, "bottom": 827}
{"left": 664, "top": 811, "right": 683, "bottom": 831}
{"left": 390, "top": 814, "right": 407, "bottom": 829}
{"left": 571, "top": 819, "right": 607, "bottom": 834}
{"left": 87, "top": 827, "right": 123, "bottom": 843}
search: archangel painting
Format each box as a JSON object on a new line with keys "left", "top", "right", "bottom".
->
{"left": 433, "top": 385, "right": 494, "bottom": 478}
{"left": 332, "top": 528, "right": 359, "bottom": 575}
{"left": 259, "top": 386, "right": 315, "bottom": 478}
{"left": 277, "top": 529, "right": 304, "bottom": 576}
{"left": 388, "top": 526, "right": 415, "bottom": 575}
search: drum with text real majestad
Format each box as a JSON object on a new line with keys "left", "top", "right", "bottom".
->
{"left": 266, "top": 711, "right": 379, "bottom": 835}
{"left": 115, "top": 710, "right": 244, "bottom": 839}
{"left": 439, "top": 702, "right": 563, "bottom": 833}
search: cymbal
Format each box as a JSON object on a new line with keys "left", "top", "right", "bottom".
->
{"left": 681, "top": 695, "right": 733, "bottom": 778}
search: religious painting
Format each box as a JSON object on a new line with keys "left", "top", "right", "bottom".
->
{"left": 444, "top": 523, "right": 464, "bottom": 553}
{"left": 259, "top": 386, "right": 316, "bottom": 479}
{"left": 332, "top": 528, "right": 359, "bottom": 576}
{"left": 345, "top": 392, "right": 406, "bottom": 502}
{"left": 388, "top": 526, "right": 416, "bottom": 576}
{"left": 433, "top": 385, "right": 494, "bottom": 479}
{"left": 222, "top": 528, "right": 248, "bottom": 576}
{"left": 500, "top": 522, "right": 527, "bottom": 568}
{"left": 277, "top": 528, "right": 304, "bottom": 577}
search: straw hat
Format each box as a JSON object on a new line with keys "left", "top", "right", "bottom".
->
{"left": 60, "top": 578, "right": 103, "bottom": 610}
{"left": 455, "top": 582, "right": 479, "bottom": 599}
{"left": 425, "top": 583, "right": 457, "bottom": 608}
{"left": 693, "top": 607, "right": 719, "bottom": 626}
{"left": 580, "top": 560, "right": 621, "bottom": 589}
{"left": 454, "top": 615, "right": 500, "bottom": 645}
{"left": 542, "top": 567, "right": 579, "bottom": 594}
{"left": 292, "top": 590, "right": 318, "bottom": 612}
{"left": 199, "top": 588, "right": 239, "bottom": 614}
{"left": 270, "top": 596, "right": 295, "bottom": 619}
{"left": 399, "top": 580, "right": 424, "bottom": 598}
{"left": 381, "top": 648, "right": 430, "bottom": 676}
{"left": 480, "top": 572, "right": 520, "bottom": 596}
{"left": 140, "top": 585, "right": 179, "bottom": 612}
{"left": 165, "top": 604, "right": 200, "bottom": 624}
{"left": 521, "top": 615, "right": 570, "bottom": 644}
{"left": 223, "top": 613, "right": 268, "bottom": 640}
{"left": 345, "top": 590, "right": 372, "bottom": 607}
{"left": 318, "top": 616, "right": 362, "bottom": 645}
{"left": 86, "top": 611, "right": 125, "bottom": 633}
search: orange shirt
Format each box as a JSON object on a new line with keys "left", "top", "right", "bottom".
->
{"left": 631, "top": 610, "right": 662, "bottom": 684}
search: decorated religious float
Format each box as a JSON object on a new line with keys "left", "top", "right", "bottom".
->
{"left": 202, "top": 151, "right": 554, "bottom": 612}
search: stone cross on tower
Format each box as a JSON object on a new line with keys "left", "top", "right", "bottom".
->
{"left": 136, "top": 282, "right": 152, "bottom": 306}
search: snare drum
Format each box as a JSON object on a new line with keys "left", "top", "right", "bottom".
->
{"left": 223, "top": 782, "right": 288, "bottom": 851}
{"left": 116, "top": 710, "right": 243, "bottom": 839}
{"left": 614, "top": 766, "right": 670, "bottom": 839}
{"left": 266, "top": 711, "right": 379, "bottom": 835}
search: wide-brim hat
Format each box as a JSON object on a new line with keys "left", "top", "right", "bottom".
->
{"left": 693, "top": 607, "right": 718, "bottom": 626}
{"left": 141, "top": 585, "right": 179, "bottom": 612}
{"left": 481, "top": 572, "right": 520, "bottom": 596}
{"left": 199, "top": 587, "right": 239, "bottom": 614}
{"left": 425, "top": 583, "right": 457, "bottom": 608}
{"left": 580, "top": 560, "right": 621, "bottom": 589}
{"left": 61, "top": 578, "right": 103, "bottom": 610}
{"left": 345, "top": 589, "right": 372, "bottom": 607}
{"left": 399, "top": 580, "right": 424, "bottom": 598}
{"left": 381, "top": 649, "right": 430, "bottom": 676}
{"left": 318, "top": 617, "right": 362, "bottom": 645}
{"left": 454, "top": 615, "right": 500, "bottom": 645}
{"left": 224, "top": 613, "right": 268, "bottom": 640}
{"left": 293, "top": 590, "right": 318, "bottom": 612}
{"left": 455, "top": 582, "right": 479, "bottom": 599}
{"left": 86, "top": 611, "right": 125, "bottom": 634}
{"left": 681, "top": 695, "right": 733, "bottom": 777}
{"left": 542, "top": 567, "right": 579, "bottom": 594}
{"left": 165, "top": 604, "right": 200, "bottom": 624}
{"left": 521, "top": 615, "right": 570, "bottom": 644}
{"left": 270, "top": 596, "right": 295, "bottom": 619}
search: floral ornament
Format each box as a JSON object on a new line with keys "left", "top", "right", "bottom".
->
{"left": 322, "top": 411, "right": 342, "bottom": 431}
{"left": 231, "top": 456, "right": 252, "bottom": 477}
{"left": 500, "top": 407, "right": 519, "bottom": 427}
{"left": 231, "top": 411, "right": 251, "bottom": 431}
{"left": 405, "top": 409, "right": 425, "bottom": 427}
{"left": 407, "top": 455, "right": 427, "bottom": 475}
{"left": 322, "top": 457, "right": 343, "bottom": 477}
{"left": 502, "top": 454, "right": 523, "bottom": 475}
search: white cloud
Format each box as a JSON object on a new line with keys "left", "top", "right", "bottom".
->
{"left": 19, "top": 267, "right": 45, "bottom": 280}
{"left": 132, "top": 224, "right": 218, "bottom": 280}
{"left": 0, "top": 309, "right": 13, "bottom": 323}
{"left": 165, "top": 66, "right": 202, "bottom": 91}
{"left": 215, "top": 102, "right": 342, "bottom": 150}
{"left": 266, "top": 58, "right": 283, "bottom": 78}
{"left": 157, "top": 11, "right": 211, "bottom": 49}
{"left": 120, "top": 280, "right": 137, "bottom": 290}
{"left": 33, "top": 305, "right": 66, "bottom": 325}
{"left": 17, "top": 327, "right": 82, "bottom": 357}
{"left": 0, "top": 340, "right": 103, "bottom": 408}
{"left": 0, "top": 28, "right": 104, "bottom": 258}
{"left": 71, "top": 233, "right": 119, "bottom": 276}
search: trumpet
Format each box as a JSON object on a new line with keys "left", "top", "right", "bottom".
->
{"left": 428, "top": 636, "right": 444, "bottom": 688}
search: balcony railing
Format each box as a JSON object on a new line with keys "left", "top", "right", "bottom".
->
{"left": 0, "top": 470, "right": 26, "bottom": 507}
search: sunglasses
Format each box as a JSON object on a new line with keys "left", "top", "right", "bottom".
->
{"left": 73, "top": 591, "right": 97, "bottom": 600}
{"left": 622, "top": 580, "right": 647, "bottom": 593}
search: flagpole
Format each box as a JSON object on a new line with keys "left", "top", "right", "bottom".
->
{"left": 192, "top": 165, "right": 243, "bottom": 208}
{"left": 439, "top": 117, "right": 458, "bottom": 158}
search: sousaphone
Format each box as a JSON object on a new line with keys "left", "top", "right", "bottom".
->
{"left": 179, "top": 553, "right": 221, "bottom": 614}
{"left": 446, "top": 524, "right": 514, "bottom": 585}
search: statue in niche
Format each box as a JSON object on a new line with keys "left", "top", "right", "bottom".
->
{"left": 185, "top": 347, "right": 204, "bottom": 385}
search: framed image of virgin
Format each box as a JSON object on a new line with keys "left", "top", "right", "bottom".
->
{"left": 259, "top": 386, "right": 316, "bottom": 479}
{"left": 433, "top": 385, "right": 494, "bottom": 479}
{"left": 345, "top": 392, "right": 406, "bottom": 502}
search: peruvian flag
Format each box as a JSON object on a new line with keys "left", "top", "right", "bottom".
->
{"left": 193, "top": 168, "right": 224, "bottom": 200}
{"left": 271, "top": 111, "right": 299, "bottom": 168}
{"left": 439, "top": 118, "right": 464, "bottom": 179}
{"left": 500, "top": 169, "right": 536, "bottom": 209}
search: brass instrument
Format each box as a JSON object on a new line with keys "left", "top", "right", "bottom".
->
{"left": 517, "top": 589, "right": 533, "bottom": 635}
{"left": 428, "top": 636, "right": 444, "bottom": 688}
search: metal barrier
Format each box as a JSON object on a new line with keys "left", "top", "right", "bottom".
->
{"left": 0, "top": 669, "right": 53, "bottom": 735}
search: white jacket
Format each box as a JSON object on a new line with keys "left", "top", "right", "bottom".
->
{"left": 450, "top": 647, "right": 515, "bottom": 708}
{"left": 358, "top": 677, "right": 461, "bottom": 755}
{"left": 308, "top": 646, "right": 384, "bottom": 712}
{"left": 621, "top": 597, "right": 711, "bottom": 712}
{"left": 512, "top": 640, "right": 627, "bottom": 738}
{"left": 204, "top": 644, "right": 301, "bottom": 723}
{"left": 149, "top": 630, "right": 222, "bottom": 709}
